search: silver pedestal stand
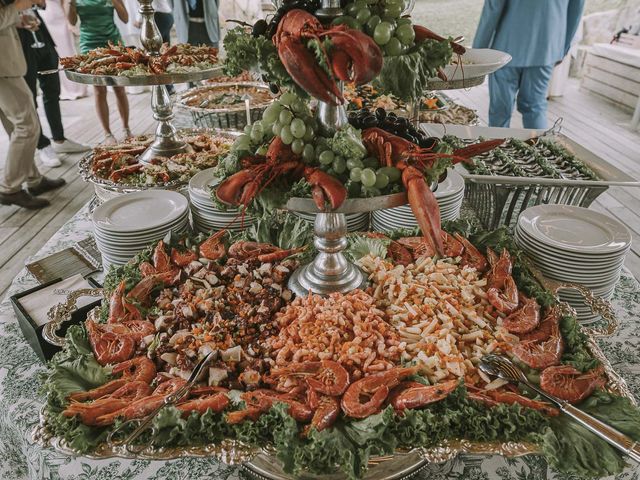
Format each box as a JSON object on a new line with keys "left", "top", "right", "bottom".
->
{"left": 63, "top": 0, "right": 223, "bottom": 164}
{"left": 286, "top": 0, "right": 366, "bottom": 297}
{"left": 286, "top": 193, "right": 408, "bottom": 297}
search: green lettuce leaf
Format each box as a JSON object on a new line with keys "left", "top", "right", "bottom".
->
{"left": 329, "top": 125, "right": 367, "bottom": 161}
{"left": 346, "top": 235, "right": 388, "bottom": 262}
{"left": 43, "top": 325, "right": 111, "bottom": 407}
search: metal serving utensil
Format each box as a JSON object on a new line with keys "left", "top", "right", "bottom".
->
{"left": 479, "top": 354, "right": 640, "bottom": 463}
{"left": 107, "top": 351, "right": 215, "bottom": 453}
{"left": 520, "top": 254, "right": 618, "bottom": 336}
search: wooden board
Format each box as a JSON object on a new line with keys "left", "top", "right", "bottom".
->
{"left": 581, "top": 77, "right": 638, "bottom": 109}
{"left": 585, "top": 54, "right": 640, "bottom": 80}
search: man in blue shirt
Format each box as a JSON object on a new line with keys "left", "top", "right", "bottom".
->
{"left": 473, "top": 0, "right": 585, "bottom": 129}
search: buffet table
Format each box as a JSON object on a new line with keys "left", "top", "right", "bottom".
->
{"left": 0, "top": 203, "right": 639, "bottom": 480}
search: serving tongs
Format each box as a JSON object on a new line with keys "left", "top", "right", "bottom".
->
{"left": 107, "top": 351, "right": 215, "bottom": 453}
{"left": 479, "top": 354, "right": 640, "bottom": 463}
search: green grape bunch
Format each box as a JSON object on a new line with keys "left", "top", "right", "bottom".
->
{"left": 337, "top": 0, "right": 416, "bottom": 57}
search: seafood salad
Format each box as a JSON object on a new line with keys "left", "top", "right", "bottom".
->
{"left": 449, "top": 136, "right": 599, "bottom": 180}
{"left": 42, "top": 225, "right": 640, "bottom": 480}
{"left": 88, "top": 133, "right": 232, "bottom": 186}
{"left": 60, "top": 43, "right": 219, "bottom": 76}
{"left": 181, "top": 84, "right": 273, "bottom": 110}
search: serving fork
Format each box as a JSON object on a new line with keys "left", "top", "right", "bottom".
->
{"left": 107, "top": 351, "right": 215, "bottom": 453}
{"left": 479, "top": 354, "right": 640, "bottom": 463}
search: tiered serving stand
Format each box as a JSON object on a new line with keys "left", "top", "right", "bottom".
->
{"left": 65, "top": 0, "right": 224, "bottom": 165}
{"left": 283, "top": 0, "right": 508, "bottom": 299}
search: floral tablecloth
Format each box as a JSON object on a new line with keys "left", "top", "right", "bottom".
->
{"left": 1, "top": 204, "right": 639, "bottom": 480}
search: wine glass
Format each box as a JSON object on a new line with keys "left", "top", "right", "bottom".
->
{"left": 21, "top": 7, "right": 45, "bottom": 48}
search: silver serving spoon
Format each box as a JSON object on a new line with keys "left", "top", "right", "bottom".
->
{"left": 479, "top": 354, "right": 640, "bottom": 463}
{"left": 107, "top": 351, "right": 216, "bottom": 453}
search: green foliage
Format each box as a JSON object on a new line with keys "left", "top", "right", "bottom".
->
{"left": 345, "top": 235, "right": 388, "bottom": 263}
{"left": 222, "top": 27, "right": 304, "bottom": 96}
{"left": 540, "top": 389, "right": 640, "bottom": 478}
{"left": 378, "top": 39, "right": 453, "bottom": 101}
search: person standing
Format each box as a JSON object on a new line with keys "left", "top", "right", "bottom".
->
{"left": 39, "top": 0, "right": 88, "bottom": 100}
{"left": 171, "top": 0, "right": 219, "bottom": 47}
{"left": 473, "top": 0, "right": 585, "bottom": 129}
{"left": 0, "top": 0, "right": 66, "bottom": 209}
{"left": 66, "top": 0, "right": 131, "bottom": 144}
{"left": 18, "top": 6, "right": 89, "bottom": 168}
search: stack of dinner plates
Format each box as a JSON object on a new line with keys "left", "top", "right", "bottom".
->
{"left": 371, "top": 169, "right": 465, "bottom": 232}
{"left": 189, "top": 168, "right": 256, "bottom": 233}
{"left": 515, "top": 205, "right": 631, "bottom": 323}
{"left": 292, "top": 211, "right": 369, "bottom": 232}
{"left": 93, "top": 190, "right": 189, "bottom": 269}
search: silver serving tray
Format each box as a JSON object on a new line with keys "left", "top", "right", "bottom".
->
{"left": 423, "top": 124, "right": 640, "bottom": 188}
{"left": 64, "top": 66, "right": 224, "bottom": 87}
{"left": 177, "top": 82, "right": 273, "bottom": 113}
{"left": 32, "top": 259, "right": 635, "bottom": 480}
{"left": 285, "top": 192, "right": 408, "bottom": 214}
{"left": 78, "top": 128, "right": 239, "bottom": 197}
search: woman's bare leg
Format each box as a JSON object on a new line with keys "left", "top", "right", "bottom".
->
{"left": 93, "top": 86, "right": 111, "bottom": 135}
{"left": 113, "top": 86, "right": 130, "bottom": 132}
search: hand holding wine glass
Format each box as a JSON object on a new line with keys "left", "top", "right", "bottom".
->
{"left": 20, "top": 7, "right": 45, "bottom": 48}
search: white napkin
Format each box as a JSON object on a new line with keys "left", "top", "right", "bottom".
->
{"left": 18, "top": 274, "right": 97, "bottom": 327}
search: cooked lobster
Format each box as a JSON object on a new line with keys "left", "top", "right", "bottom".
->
{"left": 273, "top": 9, "right": 383, "bottom": 105}
{"left": 362, "top": 127, "right": 503, "bottom": 255}
{"left": 216, "top": 136, "right": 347, "bottom": 212}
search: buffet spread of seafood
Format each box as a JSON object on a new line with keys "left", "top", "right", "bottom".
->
{"left": 43, "top": 0, "right": 640, "bottom": 479}
{"left": 87, "top": 133, "right": 232, "bottom": 186}
{"left": 59, "top": 43, "right": 219, "bottom": 76}
{"left": 45, "top": 227, "right": 631, "bottom": 479}
{"left": 180, "top": 84, "right": 273, "bottom": 110}
{"left": 344, "top": 84, "right": 478, "bottom": 125}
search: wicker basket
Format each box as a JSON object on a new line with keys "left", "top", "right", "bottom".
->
{"left": 463, "top": 180, "right": 607, "bottom": 230}
{"left": 178, "top": 82, "right": 273, "bottom": 131}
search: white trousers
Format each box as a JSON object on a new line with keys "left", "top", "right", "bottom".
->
{"left": 0, "top": 76, "right": 42, "bottom": 194}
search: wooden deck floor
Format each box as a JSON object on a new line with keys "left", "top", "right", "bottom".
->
{"left": 1, "top": 79, "right": 639, "bottom": 300}
{"left": 0, "top": 89, "right": 157, "bottom": 299}
{"left": 447, "top": 78, "right": 640, "bottom": 277}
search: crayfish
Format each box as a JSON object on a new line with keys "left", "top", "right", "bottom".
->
{"left": 273, "top": 9, "right": 383, "bottom": 105}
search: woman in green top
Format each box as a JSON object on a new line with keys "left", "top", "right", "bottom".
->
{"left": 67, "top": 0, "right": 131, "bottom": 144}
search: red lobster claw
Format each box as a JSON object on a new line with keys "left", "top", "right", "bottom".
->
{"left": 322, "top": 27, "right": 383, "bottom": 85}
{"left": 304, "top": 166, "right": 347, "bottom": 211}
{"left": 216, "top": 169, "right": 257, "bottom": 206}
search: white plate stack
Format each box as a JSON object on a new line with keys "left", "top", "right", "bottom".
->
{"left": 189, "top": 168, "right": 257, "bottom": 233}
{"left": 93, "top": 190, "right": 190, "bottom": 269}
{"left": 515, "top": 205, "right": 631, "bottom": 323}
{"left": 292, "top": 211, "right": 369, "bottom": 232}
{"left": 371, "top": 169, "right": 465, "bottom": 232}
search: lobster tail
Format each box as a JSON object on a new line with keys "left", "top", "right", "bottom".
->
{"left": 402, "top": 166, "right": 444, "bottom": 256}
